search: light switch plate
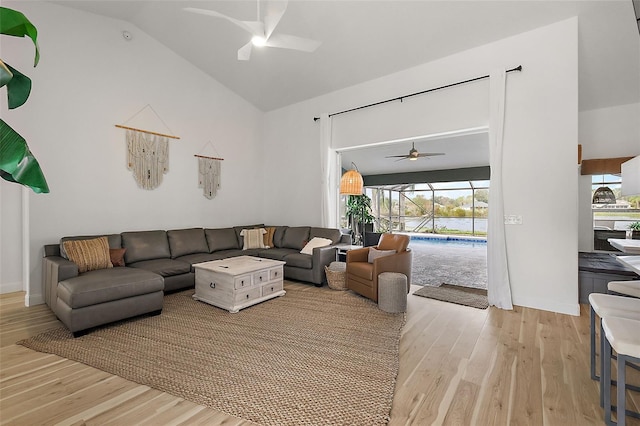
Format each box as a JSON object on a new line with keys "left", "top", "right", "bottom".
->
{"left": 504, "top": 215, "right": 523, "bottom": 225}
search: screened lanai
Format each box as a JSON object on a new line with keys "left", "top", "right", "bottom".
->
{"left": 340, "top": 180, "right": 490, "bottom": 237}
{"left": 338, "top": 179, "right": 490, "bottom": 289}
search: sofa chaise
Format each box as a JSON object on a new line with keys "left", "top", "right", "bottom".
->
{"left": 43, "top": 225, "right": 347, "bottom": 336}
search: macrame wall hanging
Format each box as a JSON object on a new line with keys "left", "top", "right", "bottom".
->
{"left": 195, "top": 142, "right": 224, "bottom": 199}
{"left": 115, "top": 105, "right": 180, "bottom": 190}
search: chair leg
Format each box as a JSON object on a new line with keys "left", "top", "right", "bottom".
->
{"left": 604, "top": 334, "right": 613, "bottom": 425}
{"left": 602, "top": 321, "right": 607, "bottom": 408}
{"left": 602, "top": 343, "right": 640, "bottom": 425}
{"left": 591, "top": 306, "right": 599, "bottom": 380}
{"left": 618, "top": 354, "right": 627, "bottom": 426}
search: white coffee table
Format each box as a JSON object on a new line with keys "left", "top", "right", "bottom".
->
{"left": 193, "top": 256, "right": 286, "bottom": 313}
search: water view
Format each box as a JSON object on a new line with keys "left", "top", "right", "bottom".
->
{"left": 403, "top": 217, "right": 488, "bottom": 234}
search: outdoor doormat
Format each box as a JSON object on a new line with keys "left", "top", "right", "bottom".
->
{"left": 412, "top": 283, "right": 489, "bottom": 309}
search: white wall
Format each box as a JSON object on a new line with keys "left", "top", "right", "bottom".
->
{"left": 0, "top": 2, "right": 264, "bottom": 304}
{"left": 263, "top": 18, "right": 580, "bottom": 315}
{"left": 577, "top": 102, "right": 640, "bottom": 251}
{"left": 579, "top": 103, "right": 640, "bottom": 160}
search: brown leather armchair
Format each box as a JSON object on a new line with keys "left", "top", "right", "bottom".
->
{"left": 346, "top": 233, "right": 412, "bottom": 302}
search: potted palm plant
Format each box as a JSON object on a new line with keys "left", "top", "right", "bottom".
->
{"left": 346, "top": 194, "right": 374, "bottom": 245}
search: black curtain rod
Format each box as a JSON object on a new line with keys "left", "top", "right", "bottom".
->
{"left": 313, "top": 65, "right": 522, "bottom": 122}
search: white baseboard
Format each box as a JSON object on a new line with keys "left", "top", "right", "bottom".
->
{"left": 27, "top": 292, "right": 45, "bottom": 307}
{"left": 0, "top": 281, "right": 23, "bottom": 294}
{"left": 513, "top": 295, "right": 580, "bottom": 317}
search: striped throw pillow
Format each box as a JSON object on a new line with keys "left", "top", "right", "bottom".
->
{"left": 63, "top": 237, "right": 113, "bottom": 273}
{"left": 240, "top": 228, "right": 267, "bottom": 250}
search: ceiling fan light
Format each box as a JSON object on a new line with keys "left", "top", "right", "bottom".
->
{"left": 252, "top": 36, "right": 266, "bottom": 47}
{"left": 409, "top": 157, "right": 417, "bottom": 161}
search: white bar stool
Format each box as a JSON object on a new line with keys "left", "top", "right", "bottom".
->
{"left": 588, "top": 294, "right": 640, "bottom": 382}
{"left": 608, "top": 281, "right": 640, "bottom": 298}
{"left": 601, "top": 316, "right": 640, "bottom": 425}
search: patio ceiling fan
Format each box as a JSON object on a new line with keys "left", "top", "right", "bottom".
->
{"left": 386, "top": 142, "right": 445, "bottom": 161}
{"left": 184, "top": 0, "right": 321, "bottom": 61}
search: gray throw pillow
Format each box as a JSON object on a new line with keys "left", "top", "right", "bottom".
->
{"left": 368, "top": 247, "right": 396, "bottom": 263}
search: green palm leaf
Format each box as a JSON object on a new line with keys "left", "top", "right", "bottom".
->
{"left": 3, "top": 62, "right": 31, "bottom": 109}
{"left": 0, "top": 59, "right": 13, "bottom": 87}
{"left": 0, "top": 7, "right": 48, "bottom": 193}
{"left": 0, "top": 7, "right": 39, "bottom": 66}
{"left": 0, "top": 119, "right": 49, "bottom": 193}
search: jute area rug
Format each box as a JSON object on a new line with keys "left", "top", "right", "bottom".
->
{"left": 18, "top": 283, "right": 405, "bottom": 426}
{"left": 412, "top": 283, "right": 489, "bottom": 309}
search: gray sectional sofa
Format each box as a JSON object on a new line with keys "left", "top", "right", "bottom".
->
{"left": 43, "top": 225, "right": 347, "bottom": 336}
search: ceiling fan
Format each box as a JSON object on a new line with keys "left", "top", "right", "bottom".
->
{"left": 385, "top": 142, "right": 445, "bottom": 161}
{"left": 184, "top": 0, "right": 321, "bottom": 61}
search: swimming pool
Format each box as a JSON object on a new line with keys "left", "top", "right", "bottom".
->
{"left": 407, "top": 234, "right": 487, "bottom": 248}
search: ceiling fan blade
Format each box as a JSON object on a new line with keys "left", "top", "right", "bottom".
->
{"left": 238, "top": 41, "right": 253, "bottom": 61}
{"left": 416, "top": 153, "right": 445, "bottom": 157}
{"left": 265, "top": 33, "right": 321, "bottom": 52}
{"left": 183, "top": 7, "right": 264, "bottom": 36}
{"left": 385, "top": 155, "right": 410, "bottom": 158}
{"left": 264, "top": 0, "right": 288, "bottom": 40}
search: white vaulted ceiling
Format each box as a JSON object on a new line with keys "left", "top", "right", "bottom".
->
{"left": 52, "top": 0, "right": 639, "bottom": 113}
{"left": 49, "top": 0, "right": 639, "bottom": 177}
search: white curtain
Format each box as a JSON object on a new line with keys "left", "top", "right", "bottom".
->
{"left": 487, "top": 68, "right": 513, "bottom": 310}
{"left": 320, "top": 113, "right": 338, "bottom": 228}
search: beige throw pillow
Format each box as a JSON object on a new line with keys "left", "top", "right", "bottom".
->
{"left": 368, "top": 247, "right": 396, "bottom": 263}
{"left": 300, "top": 237, "right": 333, "bottom": 255}
{"left": 63, "top": 237, "right": 113, "bottom": 273}
{"left": 240, "top": 228, "right": 267, "bottom": 250}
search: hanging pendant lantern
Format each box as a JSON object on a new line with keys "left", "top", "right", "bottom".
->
{"left": 340, "top": 162, "right": 363, "bottom": 195}
{"left": 592, "top": 186, "right": 616, "bottom": 204}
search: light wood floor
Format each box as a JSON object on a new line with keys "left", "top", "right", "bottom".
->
{"left": 1, "top": 283, "right": 639, "bottom": 425}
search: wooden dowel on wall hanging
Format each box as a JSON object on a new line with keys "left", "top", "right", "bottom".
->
{"left": 194, "top": 154, "right": 224, "bottom": 161}
{"left": 115, "top": 124, "right": 181, "bottom": 140}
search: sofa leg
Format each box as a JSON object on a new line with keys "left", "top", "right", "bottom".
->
{"left": 71, "top": 309, "right": 162, "bottom": 338}
{"left": 72, "top": 329, "right": 90, "bottom": 338}
{"left": 314, "top": 283, "right": 323, "bottom": 288}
